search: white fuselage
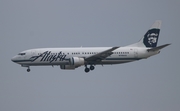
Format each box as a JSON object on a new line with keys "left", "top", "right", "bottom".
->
{"left": 11, "top": 47, "right": 158, "bottom": 66}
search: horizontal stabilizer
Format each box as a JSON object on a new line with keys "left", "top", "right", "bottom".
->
{"left": 147, "top": 44, "right": 171, "bottom": 52}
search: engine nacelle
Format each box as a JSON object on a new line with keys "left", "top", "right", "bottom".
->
{"left": 60, "top": 57, "right": 85, "bottom": 70}
{"left": 60, "top": 65, "right": 75, "bottom": 70}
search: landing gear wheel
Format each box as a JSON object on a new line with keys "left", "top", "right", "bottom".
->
{"left": 85, "top": 68, "right": 90, "bottom": 73}
{"left": 90, "top": 65, "right": 95, "bottom": 70}
{"left": 27, "top": 69, "right": 30, "bottom": 72}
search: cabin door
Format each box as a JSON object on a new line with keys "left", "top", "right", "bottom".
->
{"left": 134, "top": 48, "right": 138, "bottom": 58}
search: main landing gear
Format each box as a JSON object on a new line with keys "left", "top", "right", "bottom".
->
{"left": 84, "top": 65, "right": 95, "bottom": 73}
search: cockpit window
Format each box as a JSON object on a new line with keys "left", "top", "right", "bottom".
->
{"left": 18, "top": 53, "right": 26, "bottom": 56}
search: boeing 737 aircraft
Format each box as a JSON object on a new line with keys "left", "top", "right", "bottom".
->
{"left": 11, "top": 21, "right": 170, "bottom": 73}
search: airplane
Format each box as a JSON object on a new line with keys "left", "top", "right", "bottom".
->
{"left": 11, "top": 20, "right": 170, "bottom": 73}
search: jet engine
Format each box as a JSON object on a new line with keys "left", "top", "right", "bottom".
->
{"left": 60, "top": 57, "right": 85, "bottom": 70}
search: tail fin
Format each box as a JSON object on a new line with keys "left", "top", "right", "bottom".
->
{"left": 143, "top": 20, "right": 161, "bottom": 47}
{"left": 127, "top": 20, "right": 162, "bottom": 47}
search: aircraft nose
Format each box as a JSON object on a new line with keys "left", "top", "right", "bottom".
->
{"left": 11, "top": 56, "right": 17, "bottom": 62}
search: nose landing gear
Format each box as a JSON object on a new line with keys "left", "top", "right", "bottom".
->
{"left": 21, "top": 65, "right": 31, "bottom": 72}
{"left": 25, "top": 66, "right": 30, "bottom": 72}
{"left": 22, "top": 65, "right": 31, "bottom": 72}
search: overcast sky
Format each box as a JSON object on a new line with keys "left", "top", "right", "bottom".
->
{"left": 0, "top": 0, "right": 180, "bottom": 111}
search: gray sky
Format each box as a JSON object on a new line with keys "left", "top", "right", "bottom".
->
{"left": 0, "top": 0, "right": 180, "bottom": 111}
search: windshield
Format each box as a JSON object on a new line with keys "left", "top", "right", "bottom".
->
{"left": 18, "top": 53, "right": 26, "bottom": 56}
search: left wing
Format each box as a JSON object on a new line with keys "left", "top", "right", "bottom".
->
{"left": 85, "top": 47, "right": 119, "bottom": 62}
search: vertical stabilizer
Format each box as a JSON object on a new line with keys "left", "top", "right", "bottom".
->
{"left": 127, "top": 20, "right": 161, "bottom": 47}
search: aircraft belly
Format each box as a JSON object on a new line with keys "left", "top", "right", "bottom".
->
{"left": 99, "top": 60, "right": 135, "bottom": 64}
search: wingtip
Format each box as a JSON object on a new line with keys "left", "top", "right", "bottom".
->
{"left": 165, "top": 43, "right": 171, "bottom": 46}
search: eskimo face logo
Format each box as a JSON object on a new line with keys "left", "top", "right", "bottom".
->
{"left": 143, "top": 29, "right": 160, "bottom": 47}
{"left": 147, "top": 33, "right": 158, "bottom": 45}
